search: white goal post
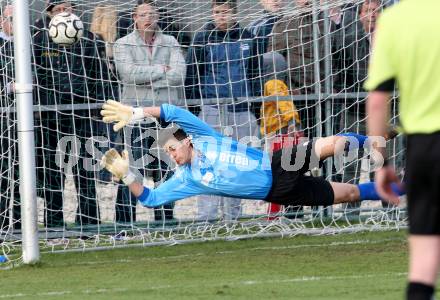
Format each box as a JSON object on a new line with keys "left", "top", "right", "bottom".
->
{"left": 13, "top": 0, "right": 39, "bottom": 264}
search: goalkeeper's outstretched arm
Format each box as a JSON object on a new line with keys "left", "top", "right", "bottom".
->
{"left": 101, "top": 100, "right": 161, "bottom": 131}
{"left": 99, "top": 148, "right": 144, "bottom": 195}
{"left": 100, "top": 149, "right": 160, "bottom": 207}
{"left": 101, "top": 100, "right": 219, "bottom": 137}
{"left": 100, "top": 148, "right": 200, "bottom": 208}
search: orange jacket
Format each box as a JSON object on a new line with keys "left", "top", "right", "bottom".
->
{"left": 260, "top": 79, "right": 300, "bottom": 136}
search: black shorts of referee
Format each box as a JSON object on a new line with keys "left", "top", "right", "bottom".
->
{"left": 265, "top": 139, "right": 335, "bottom": 207}
{"left": 406, "top": 132, "right": 440, "bottom": 234}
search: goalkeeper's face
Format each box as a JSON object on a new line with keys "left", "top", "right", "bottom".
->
{"left": 164, "top": 137, "right": 193, "bottom": 166}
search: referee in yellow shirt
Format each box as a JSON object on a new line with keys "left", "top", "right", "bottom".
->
{"left": 365, "top": 1, "right": 440, "bottom": 299}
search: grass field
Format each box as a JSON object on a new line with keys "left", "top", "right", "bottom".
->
{"left": 0, "top": 230, "right": 421, "bottom": 299}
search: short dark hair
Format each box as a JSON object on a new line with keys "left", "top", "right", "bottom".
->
{"left": 46, "top": 0, "right": 71, "bottom": 12}
{"left": 212, "top": 0, "right": 237, "bottom": 10}
{"left": 134, "top": 0, "right": 158, "bottom": 14}
{"left": 173, "top": 128, "right": 188, "bottom": 141}
{"left": 157, "top": 127, "right": 189, "bottom": 148}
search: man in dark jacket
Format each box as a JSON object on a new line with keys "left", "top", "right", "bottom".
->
{"left": 33, "top": 0, "right": 74, "bottom": 32}
{"left": 185, "top": 2, "right": 260, "bottom": 101}
{"left": 248, "top": 0, "right": 284, "bottom": 56}
{"left": 333, "top": 0, "right": 380, "bottom": 93}
{"left": 33, "top": 0, "right": 110, "bottom": 227}
{"left": 267, "top": 0, "right": 325, "bottom": 96}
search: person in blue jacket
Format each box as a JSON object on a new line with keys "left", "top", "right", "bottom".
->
{"left": 184, "top": 0, "right": 261, "bottom": 220}
{"left": 100, "top": 100, "right": 404, "bottom": 210}
{"left": 185, "top": 0, "right": 260, "bottom": 102}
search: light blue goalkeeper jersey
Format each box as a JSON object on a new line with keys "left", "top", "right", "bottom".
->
{"left": 137, "top": 104, "right": 273, "bottom": 208}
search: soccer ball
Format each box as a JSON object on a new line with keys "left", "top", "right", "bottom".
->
{"left": 48, "top": 12, "right": 84, "bottom": 46}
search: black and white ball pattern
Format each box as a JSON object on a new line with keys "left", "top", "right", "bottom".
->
{"left": 48, "top": 12, "right": 84, "bottom": 46}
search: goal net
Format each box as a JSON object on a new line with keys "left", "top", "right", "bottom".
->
{"left": 0, "top": 0, "right": 405, "bottom": 265}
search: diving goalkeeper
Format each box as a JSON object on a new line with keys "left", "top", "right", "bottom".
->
{"left": 100, "top": 100, "right": 404, "bottom": 208}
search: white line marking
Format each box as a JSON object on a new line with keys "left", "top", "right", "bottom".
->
{"left": 0, "top": 273, "right": 407, "bottom": 298}
{"left": 239, "top": 273, "right": 408, "bottom": 286}
{"left": 249, "top": 237, "right": 405, "bottom": 251}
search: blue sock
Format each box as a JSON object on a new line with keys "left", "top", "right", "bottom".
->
{"left": 336, "top": 132, "right": 368, "bottom": 151}
{"left": 357, "top": 182, "right": 405, "bottom": 201}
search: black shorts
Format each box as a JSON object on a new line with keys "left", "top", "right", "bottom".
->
{"left": 264, "top": 139, "right": 334, "bottom": 207}
{"left": 406, "top": 132, "right": 440, "bottom": 235}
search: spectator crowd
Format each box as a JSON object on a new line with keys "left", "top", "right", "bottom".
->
{"left": 0, "top": 0, "right": 392, "bottom": 230}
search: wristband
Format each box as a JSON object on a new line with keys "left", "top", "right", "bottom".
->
{"left": 138, "top": 187, "right": 151, "bottom": 204}
{"left": 132, "top": 107, "right": 145, "bottom": 121}
{"left": 122, "top": 171, "right": 136, "bottom": 185}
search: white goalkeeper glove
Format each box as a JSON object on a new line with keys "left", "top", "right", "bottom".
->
{"left": 101, "top": 100, "right": 147, "bottom": 132}
{"left": 100, "top": 149, "right": 136, "bottom": 185}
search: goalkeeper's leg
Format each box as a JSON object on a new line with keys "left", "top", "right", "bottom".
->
{"left": 314, "top": 128, "right": 398, "bottom": 161}
{"left": 313, "top": 134, "right": 364, "bottom": 161}
{"left": 265, "top": 173, "right": 405, "bottom": 207}
{"left": 330, "top": 181, "right": 405, "bottom": 204}
{"left": 265, "top": 134, "right": 402, "bottom": 207}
